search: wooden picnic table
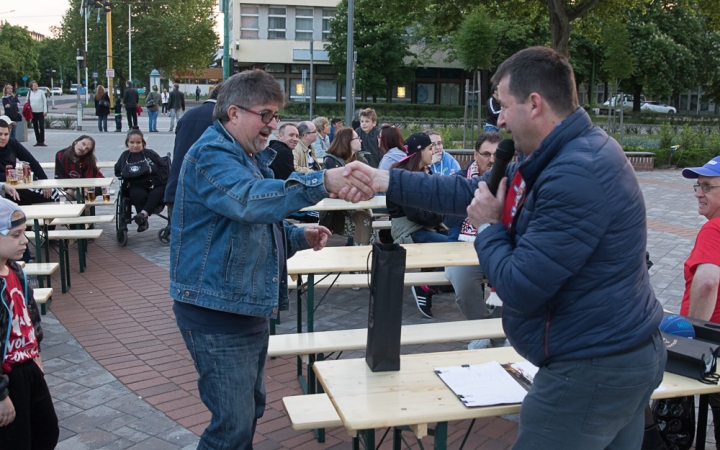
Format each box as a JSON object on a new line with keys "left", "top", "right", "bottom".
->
{"left": 39, "top": 161, "right": 115, "bottom": 170}
{"left": 12, "top": 178, "right": 114, "bottom": 190}
{"left": 300, "top": 196, "right": 386, "bottom": 212}
{"left": 314, "top": 346, "right": 720, "bottom": 450}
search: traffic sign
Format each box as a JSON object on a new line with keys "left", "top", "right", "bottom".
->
{"left": 92, "top": 72, "right": 98, "bottom": 79}
{"left": 106, "top": 69, "right": 115, "bottom": 78}
{"left": 22, "top": 76, "right": 27, "bottom": 81}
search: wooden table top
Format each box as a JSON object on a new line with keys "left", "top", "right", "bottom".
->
{"left": 13, "top": 178, "right": 114, "bottom": 190}
{"left": 287, "top": 241, "right": 478, "bottom": 275}
{"left": 40, "top": 161, "right": 115, "bottom": 170}
{"left": 20, "top": 203, "right": 85, "bottom": 220}
{"left": 313, "top": 347, "right": 720, "bottom": 432}
{"left": 300, "top": 196, "right": 386, "bottom": 212}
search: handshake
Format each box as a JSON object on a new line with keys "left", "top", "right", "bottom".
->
{"left": 323, "top": 161, "right": 389, "bottom": 203}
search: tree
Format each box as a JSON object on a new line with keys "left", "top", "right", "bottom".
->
{"left": 325, "top": 0, "right": 416, "bottom": 101}
{"left": 55, "top": 0, "right": 218, "bottom": 93}
{"left": 0, "top": 24, "right": 39, "bottom": 85}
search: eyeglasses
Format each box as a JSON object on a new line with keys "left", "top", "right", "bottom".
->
{"left": 234, "top": 105, "right": 280, "bottom": 124}
{"left": 305, "top": 130, "right": 317, "bottom": 136}
{"left": 430, "top": 142, "right": 443, "bottom": 148}
{"left": 694, "top": 184, "right": 720, "bottom": 193}
{"left": 352, "top": 137, "right": 361, "bottom": 141}
{"left": 477, "top": 151, "right": 494, "bottom": 158}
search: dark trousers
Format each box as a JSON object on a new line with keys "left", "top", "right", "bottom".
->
{"left": 17, "top": 189, "right": 56, "bottom": 206}
{"left": 126, "top": 108, "right": 138, "bottom": 128}
{"left": 161, "top": 103, "right": 168, "bottom": 113}
{"left": 128, "top": 184, "right": 166, "bottom": 216}
{"left": 115, "top": 115, "right": 122, "bottom": 131}
{"left": 31, "top": 113, "right": 44, "bottom": 144}
{"left": 0, "top": 360, "right": 59, "bottom": 450}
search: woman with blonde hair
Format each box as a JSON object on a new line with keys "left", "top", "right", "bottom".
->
{"left": 94, "top": 85, "right": 111, "bottom": 132}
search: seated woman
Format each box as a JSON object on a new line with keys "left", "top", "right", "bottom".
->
{"left": 54, "top": 135, "right": 104, "bottom": 201}
{"left": 387, "top": 133, "right": 449, "bottom": 318}
{"left": 322, "top": 127, "right": 373, "bottom": 246}
{"left": 377, "top": 124, "right": 407, "bottom": 171}
{"left": 114, "top": 129, "right": 168, "bottom": 232}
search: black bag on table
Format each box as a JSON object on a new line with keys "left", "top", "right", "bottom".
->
{"left": 661, "top": 332, "right": 720, "bottom": 383}
{"left": 365, "top": 243, "right": 406, "bottom": 372}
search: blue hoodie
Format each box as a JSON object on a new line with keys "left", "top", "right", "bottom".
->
{"left": 429, "top": 151, "right": 461, "bottom": 176}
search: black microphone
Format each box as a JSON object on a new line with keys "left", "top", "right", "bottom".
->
{"left": 486, "top": 139, "right": 515, "bottom": 196}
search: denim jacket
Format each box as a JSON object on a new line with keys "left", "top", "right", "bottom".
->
{"left": 170, "top": 120, "right": 329, "bottom": 318}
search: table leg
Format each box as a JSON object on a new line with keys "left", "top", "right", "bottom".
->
{"left": 360, "top": 430, "right": 375, "bottom": 450}
{"left": 433, "top": 422, "right": 448, "bottom": 450}
{"left": 296, "top": 275, "right": 304, "bottom": 383}
{"left": 697, "top": 394, "right": 709, "bottom": 450}
{"left": 42, "top": 222, "right": 50, "bottom": 265}
{"left": 58, "top": 240, "right": 67, "bottom": 294}
{"left": 33, "top": 220, "right": 42, "bottom": 263}
{"left": 392, "top": 427, "right": 402, "bottom": 450}
{"left": 307, "top": 274, "right": 315, "bottom": 333}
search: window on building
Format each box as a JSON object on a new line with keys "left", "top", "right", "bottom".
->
{"left": 322, "top": 9, "right": 335, "bottom": 41}
{"left": 264, "top": 64, "right": 286, "bottom": 73}
{"left": 701, "top": 97, "right": 710, "bottom": 112}
{"left": 268, "top": 7, "right": 286, "bottom": 39}
{"left": 690, "top": 94, "right": 698, "bottom": 112}
{"left": 316, "top": 80, "right": 336, "bottom": 102}
{"left": 440, "top": 83, "right": 460, "bottom": 105}
{"left": 416, "top": 83, "right": 435, "bottom": 104}
{"left": 439, "top": 69, "right": 462, "bottom": 79}
{"left": 290, "top": 78, "right": 307, "bottom": 102}
{"left": 315, "top": 65, "right": 335, "bottom": 75}
{"left": 392, "top": 86, "right": 411, "bottom": 103}
{"left": 416, "top": 68, "right": 436, "bottom": 78}
{"left": 275, "top": 78, "right": 286, "bottom": 94}
{"left": 295, "top": 8, "right": 314, "bottom": 41}
{"left": 240, "top": 5, "right": 259, "bottom": 39}
{"left": 679, "top": 95, "right": 688, "bottom": 111}
{"left": 290, "top": 64, "right": 310, "bottom": 74}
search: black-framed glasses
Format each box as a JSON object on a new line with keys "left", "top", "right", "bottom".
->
{"left": 234, "top": 105, "right": 280, "bottom": 124}
{"left": 694, "top": 184, "right": 720, "bottom": 193}
{"left": 477, "top": 151, "right": 494, "bottom": 158}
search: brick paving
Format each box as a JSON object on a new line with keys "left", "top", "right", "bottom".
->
{"left": 23, "top": 125, "right": 714, "bottom": 449}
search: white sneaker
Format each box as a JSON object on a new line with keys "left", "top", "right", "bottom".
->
{"left": 468, "top": 339, "right": 491, "bottom": 350}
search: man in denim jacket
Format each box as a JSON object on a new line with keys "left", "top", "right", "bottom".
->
{"left": 170, "top": 70, "right": 372, "bottom": 450}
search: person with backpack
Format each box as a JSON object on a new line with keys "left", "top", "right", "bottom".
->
{"left": 145, "top": 86, "right": 162, "bottom": 133}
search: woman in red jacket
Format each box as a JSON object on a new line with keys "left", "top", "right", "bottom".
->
{"left": 54, "top": 135, "right": 104, "bottom": 200}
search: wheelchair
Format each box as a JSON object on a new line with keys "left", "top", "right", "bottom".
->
{"left": 115, "top": 153, "right": 172, "bottom": 246}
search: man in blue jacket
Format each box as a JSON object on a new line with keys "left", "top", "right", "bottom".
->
{"left": 170, "top": 69, "right": 372, "bottom": 450}
{"left": 338, "top": 46, "right": 665, "bottom": 449}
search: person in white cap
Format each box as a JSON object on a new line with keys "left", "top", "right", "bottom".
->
{"left": 0, "top": 198, "right": 59, "bottom": 449}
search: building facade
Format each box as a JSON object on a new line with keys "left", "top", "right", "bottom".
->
{"left": 226, "top": 0, "right": 469, "bottom": 105}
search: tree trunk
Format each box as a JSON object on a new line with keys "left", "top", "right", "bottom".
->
{"left": 546, "top": 0, "right": 571, "bottom": 57}
{"left": 633, "top": 83, "right": 643, "bottom": 112}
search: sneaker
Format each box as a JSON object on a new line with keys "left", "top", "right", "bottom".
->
{"left": 468, "top": 339, "right": 491, "bottom": 350}
{"left": 412, "top": 286, "right": 433, "bottom": 318}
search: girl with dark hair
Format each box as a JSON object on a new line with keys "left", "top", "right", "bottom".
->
{"left": 388, "top": 132, "right": 448, "bottom": 317}
{"left": 377, "top": 124, "right": 406, "bottom": 170}
{"left": 55, "top": 135, "right": 103, "bottom": 200}
{"left": 320, "top": 127, "right": 373, "bottom": 246}
{"left": 114, "top": 130, "right": 168, "bottom": 232}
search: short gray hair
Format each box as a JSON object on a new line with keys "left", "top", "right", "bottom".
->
{"left": 297, "top": 121, "right": 314, "bottom": 136}
{"left": 312, "top": 116, "right": 329, "bottom": 130}
{"left": 213, "top": 70, "right": 285, "bottom": 122}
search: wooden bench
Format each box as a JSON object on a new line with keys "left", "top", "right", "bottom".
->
{"left": 372, "top": 220, "right": 391, "bottom": 230}
{"left": 40, "top": 161, "right": 115, "bottom": 170}
{"left": 268, "top": 318, "right": 503, "bottom": 357}
{"left": 26, "top": 229, "right": 103, "bottom": 293}
{"left": 34, "top": 288, "right": 53, "bottom": 314}
{"left": 51, "top": 215, "right": 115, "bottom": 226}
{"left": 287, "top": 271, "right": 451, "bottom": 291}
{"left": 282, "top": 394, "right": 343, "bottom": 430}
{"left": 20, "top": 262, "right": 59, "bottom": 291}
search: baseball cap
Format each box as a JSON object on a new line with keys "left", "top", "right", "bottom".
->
{"left": 403, "top": 133, "right": 432, "bottom": 158}
{"left": 682, "top": 156, "right": 720, "bottom": 179}
{"left": 0, "top": 198, "right": 25, "bottom": 236}
{"left": 0, "top": 115, "right": 15, "bottom": 126}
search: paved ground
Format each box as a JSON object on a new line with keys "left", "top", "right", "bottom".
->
{"left": 14, "top": 113, "right": 714, "bottom": 449}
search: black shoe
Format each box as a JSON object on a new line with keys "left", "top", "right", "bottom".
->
{"left": 412, "top": 286, "right": 433, "bottom": 318}
{"left": 134, "top": 214, "right": 149, "bottom": 232}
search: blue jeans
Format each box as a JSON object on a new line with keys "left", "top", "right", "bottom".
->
{"left": 179, "top": 326, "right": 269, "bottom": 450}
{"left": 484, "top": 124, "right": 500, "bottom": 132}
{"left": 148, "top": 110, "right": 158, "bottom": 131}
{"left": 514, "top": 331, "right": 666, "bottom": 450}
{"left": 97, "top": 115, "right": 108, "bottom": 131}
{"left": 411, "top": 228, "right": 450, "bottom": 243}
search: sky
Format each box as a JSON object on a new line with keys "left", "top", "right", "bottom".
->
{"left": 1, "top": 1, "right": 70, "bottom": 38}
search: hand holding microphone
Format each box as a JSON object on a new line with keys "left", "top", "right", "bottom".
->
{"left": 466, "top": 139, "right": 514, "bottom": 228}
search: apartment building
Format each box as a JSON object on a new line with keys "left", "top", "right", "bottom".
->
{"left": 226, "top": 0, "right": 468, "bottom": 105}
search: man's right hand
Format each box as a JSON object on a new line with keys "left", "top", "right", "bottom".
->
{"left": 0, "top": 397, "right": 15, "bottom": 427}
{"left": 324, "top": 164, "right": 376, "bottom": 203}
{"left": 339, "top": 162, "right": 389, "bottom": 199}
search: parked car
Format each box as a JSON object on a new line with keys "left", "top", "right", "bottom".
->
{"left": 603, "top": 94, "right": 647, "bottom": 108}
{"left": 137, "top": 87, "right": 146, "bottom": 95}
{"left": 51, "top": 87, "right": 63, "bottom": 95}
{"left": 70, "top": 83, "right": 78, "bottom": 94}
{"left": 640, "top": 101, "right": 677, "bottom": 114}
{"left": 38, "top": 87, "right": 51, "bottom": 98}
{"left": 16, "top": 87, "right": 29, "bottom": 96}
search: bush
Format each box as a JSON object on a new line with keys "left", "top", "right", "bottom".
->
{"left": 280, "top": 102, "right": 466, "bottom": 120}
{"left": 56, "top": 116, "right": 76, "bottom": 130}
{"left": 620, "top": 136, "right": 660, "bottom": 150}
{"left": 659, "top": 122, "right": 674, "bottom": 150}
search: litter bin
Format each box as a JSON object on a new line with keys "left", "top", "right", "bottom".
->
{"left": 592, "top": 108, "right": 600, "bottom": 115}
{"left": 15, "top": 120, "right": 29, "bottom": 143}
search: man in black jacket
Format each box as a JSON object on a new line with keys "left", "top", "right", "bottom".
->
{"left": 165, "top": 83, "right": 222, "bottom": 204}
{"left": 0, "top": 120, "right": 54, "bottom": 205}
{"left": 123, "top": 81, "right": 139, "bottom": 129}
{"left": 268, "top": 123, "right": 299, "bottom": 180}
{"left": 168, "top": 84, "right": 185, "bottom": 132}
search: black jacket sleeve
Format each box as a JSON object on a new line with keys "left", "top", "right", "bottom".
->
{"left": 403, "top": 204, "right": 443, "bottom": 227}
{"left": 146, "top": 149, "right": 169, "bottom": 186}
{"left": 54, "top": 150, "right": 69, "bottom": 179}
{"left": 115, "top": 150, "right": 127, "bottom": 177}
{"left": 268, "top": 143, "right": 295, "bottom": 181}
{"left": 14, "top": 141, "right": 47, "bottom": 179}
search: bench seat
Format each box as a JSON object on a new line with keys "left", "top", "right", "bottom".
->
{"left": 51, "top": 215, "right": 115, "bottom": 226}
{"left": 40, "top": 161, "right": 115, "bottom": 170}
{"left": 372, "top": 220, "right": 391, "bottom": 230}
{"left": 21, "top": 262, "right": 59, "bottom": 276}
{"left": 268, "top": 318, "right": 503, "bottom": 357}
{"left": 288, "top": 271, "right": 451, "bottom": 290}
{"left": 282, "top": 394, "right": 343, "bottom": 430}
{"left": 26, "top": 229, "right": 103, "bottom": 241}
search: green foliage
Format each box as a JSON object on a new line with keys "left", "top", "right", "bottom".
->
{"left": 451, "top": 8, "right": 498, "bottom": 71}
{"left": 0, "top": 24, "right": 39, "bottom": 85}
{"left": 280, "top": 102, "right": 465, "bottom": 119}
{"left": 56, "top": 0, "right": 218, "bottom": 91}
{"left": 601, "top": 21, "right": 633, "bottom": 81}
{"left": 325, "top": 0, "right": 416, "bottom": 100}
{"left": 659, "top": 122, "right": 674, "bottom": 149}
{"left": 620, "top": 136, "right": 660, "bottom": 149}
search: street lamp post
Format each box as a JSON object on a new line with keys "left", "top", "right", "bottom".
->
{"left": 76, "top": 51, "right": 84, "bottom": 131}
{"left": 344, "top": 0, "right": 354, "bottom": 126}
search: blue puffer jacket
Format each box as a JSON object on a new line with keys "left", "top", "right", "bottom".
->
{"left": 387, "top": 108, "right": 662, "bottom": 366}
